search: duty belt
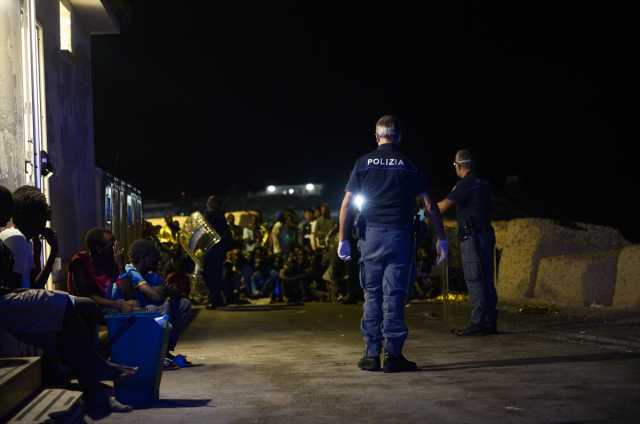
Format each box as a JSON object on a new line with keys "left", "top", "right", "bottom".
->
{"left": 470, "top": 225, "right": 494, "bottom": 233}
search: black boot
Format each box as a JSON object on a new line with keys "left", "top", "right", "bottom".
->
{"left": 383, "top": 352, "right": 417, "bottom": 373}
{"left": 358, "top": 355, "right": 381, "bottom": 371}
{"left": 455, "top": 323, "right": 487, "bottom": 336}
{"left": 485, "top": 322, "right": 498, "bottom": 335}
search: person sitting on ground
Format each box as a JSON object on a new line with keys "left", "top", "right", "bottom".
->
{"left": 232, "top": 253, "right": 253, "bottom": 298}
{"left": 165, "top": 259, "right": 191, "bottom": 296}
{"left": 111, "top": 239, "right": 192, "bottom": 368}
{"left": 250, "top": 257, "right": 279, "bottom": 299}
{"left": 0, "top": 185, "right": 138, "bottom": 411}
{"left": 68, "top": 228, "right": 140, "bottom": 320}
{"left": 279, "top": 255, "right": 306, "bottom": 304}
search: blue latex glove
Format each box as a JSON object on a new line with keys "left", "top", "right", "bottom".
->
{"left": 436, "top": 240, "right": 448, "bottom": 265}
{"left": 338, "top": 241, "right": 351, "bottom": 261}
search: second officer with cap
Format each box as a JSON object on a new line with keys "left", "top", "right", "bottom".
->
{"left": 337, "top": 115, "right": 448, "bottom": 373}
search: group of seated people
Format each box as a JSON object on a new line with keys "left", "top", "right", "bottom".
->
{"left": 0, "top": 185, "right": 192, "bottom": 413}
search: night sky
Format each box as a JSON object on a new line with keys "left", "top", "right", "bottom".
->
{"left": 91, "top": 1, "right": 639, "bottom": 240}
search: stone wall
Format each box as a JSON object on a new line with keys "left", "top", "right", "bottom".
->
{"left": 0, "top": 1, "right": 24, "bottom": 191}
{"left": 36, "top": 0, "right": 97, "bottom": 263}
{"left": 494, "top": 218, "right": 629, "bottom": 303}
{"left": 535, "top": 250, "right": 620, "bottom": 307}
{"left": 613, "top": 245, "right": 640, "bottom": 308}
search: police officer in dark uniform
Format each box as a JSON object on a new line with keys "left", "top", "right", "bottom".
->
{"left": 337, "top": 115, "right": 448, "bottom": 373}
{"left": 437, "top": 150, "right": 497, "bottom": 335}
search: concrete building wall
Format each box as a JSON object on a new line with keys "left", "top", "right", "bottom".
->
{"left": 36, "top": 0, "right": 97, "bottom": 261}
{"left": 0, "top": 1, "right": 24, "bottom": 191}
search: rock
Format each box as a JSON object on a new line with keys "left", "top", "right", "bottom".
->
{"left": 612, "top": 245, "right": 640, "bottom": 308}
{"left": 535, "top": 250, "right": 620, "bottom": 307}
{"left": 494, "top": 218, "right": 629, "bottom": 303}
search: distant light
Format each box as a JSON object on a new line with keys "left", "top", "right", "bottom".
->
{"left": 267, "top": 185, "right": 276, "bottom": 192}
{"left": 355, "top": 195, "right": 364, "bottom": 210}
{"left": 306, "top": 183, "right": 314, "bottom": 191}
{"left": 289, "top": 188, "right": 294, "bottom": 194}
{"left": 282, "top": 190, "right": 287, "bottom": 195}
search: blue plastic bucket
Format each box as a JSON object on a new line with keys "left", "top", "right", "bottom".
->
{"left": 105, "top": 312, "right": 172, "bottom": 405}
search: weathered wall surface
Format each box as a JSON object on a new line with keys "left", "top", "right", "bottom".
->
{"left": 0, "top": 1, "right": 24, "bottom": 191}
{"left": 494, "top": 218, "right": 629, "bottom": 303}
{"left": 36, "top": 0, "right": 97, "bottom": 261}
{"left": 613, "top": 245, "right": 640, "bottom": 308}
{"left": 535, "top": 250, "right": 620, "bottom": 307}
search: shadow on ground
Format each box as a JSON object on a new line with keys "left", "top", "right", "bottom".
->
{"left": 422, "top": 352, "right": 640, "bottom": 371}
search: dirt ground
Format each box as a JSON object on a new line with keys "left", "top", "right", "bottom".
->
{"left": 86, "top": 302, "right": 640, "bottom": 424}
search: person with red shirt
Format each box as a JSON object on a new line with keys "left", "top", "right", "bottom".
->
{"left": 68, "top": 228, "right": 139, "bottom": 319}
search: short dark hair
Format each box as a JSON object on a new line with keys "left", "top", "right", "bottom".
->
{"left": 85, "top": 228, "right": 112, "bottom": 255}
{"left": 11, "top": 186, "right": 49, "bottom": 228}
{"left": 376, "top": 115, "right": 402, "bottom": 140}
{"left": 455, "top": 150, "right": 476, "bottom": 170}
{"left": 0, "top": 186, "right": 14, "bottom": 222}
{"left": 207, "top": 195, "right": 222, "bottom": 209}
{"left": 304, "top": 208, "right": 313, "bottom": 214}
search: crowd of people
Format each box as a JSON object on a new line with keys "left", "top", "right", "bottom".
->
{"left": 144, "top": 200, "right": 367, "bottom": 308}
{"left": 144, "top": 196, "right": 443, "bottom": 311}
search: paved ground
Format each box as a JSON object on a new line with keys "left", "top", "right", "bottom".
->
{"left": 87, "top": 302, "right": 640, "bottom": 424}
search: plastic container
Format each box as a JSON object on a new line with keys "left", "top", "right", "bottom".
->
{"left": 105, "top": 312, "right": 172, "bottom": 405}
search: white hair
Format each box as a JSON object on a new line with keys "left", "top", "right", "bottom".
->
{"left": 375, "top": 115, "right": 402, "bottom": 139}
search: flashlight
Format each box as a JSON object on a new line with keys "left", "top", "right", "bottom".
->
{"left": 355, "top": 195, "right": 364, "bottom": 210}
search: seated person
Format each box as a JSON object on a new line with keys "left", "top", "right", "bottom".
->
{"left": 232, "top": 254, "right": 253, "bottom": 297}
{"left": 250, "top": 257, "right": 279, "bottom": 299}
{"left": 68, "top": 228, "right": 140, "bottom": 320}
{"left": 165, "top": 259, "right": 191, "bottom": 296}
{"left": 279, "top": 255, "right": 306, "bottom": 304}
{"left": 111, "top": 239, "right": 192, "bottom": 366}
{"left": 1, "top": 186, "right": 98, "bottom": 333}
{"left": 0, "top": 185, "right": 137, "bottom": 411}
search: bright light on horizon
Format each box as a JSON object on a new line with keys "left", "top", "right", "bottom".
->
{"left": 306, "top": 183, "right": 314, "bottom": 190}
{"left": 267, "top": 185, "right": 276, "bottom": 192}
{"left": 289, "top": 188, "right": 294, "bottom": 194}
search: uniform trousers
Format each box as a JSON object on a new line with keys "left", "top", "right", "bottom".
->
{"left": 460, "top": 231, "right": 498, "bottom": 325}
{"left": 203, "top": 244, "right": 234, "bottom": 306}
{"left": 359, "top": 226, "right": 411, "bottom": 357}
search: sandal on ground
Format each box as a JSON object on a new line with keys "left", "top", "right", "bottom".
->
{"left": 163, "top": 359, "right": 180, "bottom": 371}
{"left": 172, "top": 354, "right": 192, "bottom": 367}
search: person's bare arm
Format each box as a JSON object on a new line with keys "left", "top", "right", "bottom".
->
{"left": 113, "top": 241, "right": 136, "bottom": 300}
{"left": 418, "top": 191, "right": 446, "bottom": 241}
{"left": 338, "top": 191, "right": 354, "bottom": 242}
{"left": 138, "top": 283, "right": 167, "bottom": 302}
{"left": 437, "top": 198, "right": 457, "bottom": 214}
{"left": 31, "top": 228, "right": 58, "bottom": 289}
{"left": 71, "top": 263, "right": 136, "bottom": 313}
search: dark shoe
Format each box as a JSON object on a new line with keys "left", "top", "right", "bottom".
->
{"left": 455, "top": 323, "right": 487, "bottom": 336}
{"left": 486, "top": 323, "right": 498, "bottom": 335}
{"left": 383, "top": 352, "right": 417, "bottom": 373}
{"left": 205, "top": 304, "right": 218, "bottom": 310}
{"left": 358, "top": 355, "right": 381, "bottom": 371}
